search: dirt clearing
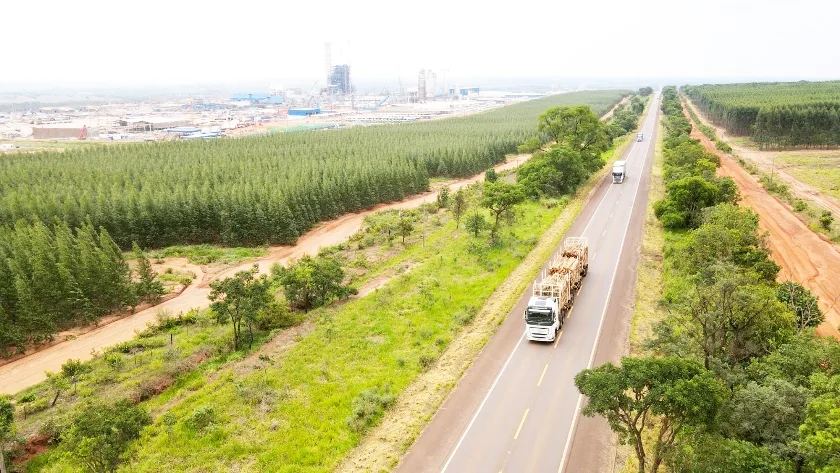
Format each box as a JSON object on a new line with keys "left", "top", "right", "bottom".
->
{"left": 683, "top": 102, "right": 840, "bottom": 339}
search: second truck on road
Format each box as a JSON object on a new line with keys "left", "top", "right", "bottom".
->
{"left": 525, "top": 238, "right": 589, "bottom": 342}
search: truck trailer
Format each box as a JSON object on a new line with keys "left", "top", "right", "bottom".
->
{"left": 525, "top": 237, "right": 589, "bottom": 342}
{"left": 612, "top": 160, "right": 626, "bottom": 184}
{"left": 637, "top": 132, "right": 644, "bottom": 142}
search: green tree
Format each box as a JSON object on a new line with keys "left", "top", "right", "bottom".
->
{"left": 271, "top": 255, "right": 355, "bottom": 312}
{"left": 666, "top": 432, "right": 791, "bottom": 473}
{"left": 132, "top": 242, "right": 164, "bottom": 305}
{"left": 436, "top": 187, "right": 450, "bottom": 209}
{"left": 721, "top": 378, "right": 811, "bottom": 460}
{"left": 538, "top": 105, "right": 610, "bottom": 157}
{"left": 516, "top": 137, "right": 541, "bottom": 154}
{"left": 0, "top": 396, "right": 13, "bottom": 473}
{"left": 638, "top": 87, "right": 654, "bottom": 97}
{"left": 574, "top": 356, "right": 724, "bottom": 473}
{"left": 46, "top": 371, "right": 69, "bottom": 407}
{"left": 654, "top": 176, "right": 722, "bottom": 229}
{"left": 397, "top": 216, "right": 414, "bottom": 244}
{"left": 517, "top": 146, "right": 593, "bottom": 197}
{"left": 777, "top": 282, "right": 824, "bottom": 331}
{"left": 465, "top": 211, "right": 488, "bottom": 237}
{"left": 209, "top": 265, "right": 273, "bottom": 350}
{"left": 662, "top": 264, "right": 794, "bottom": 369}
{"left": 484, "top": 168, "right": 498, "bottom": 183}
{"left": 481, "top": 182, "right": 526, "bottom": 237}
{"left": 800, "top": 375, "right": 840, "bottom": 472}
{"left": 819, "top": 211, "right": 834, "bottom": 230}
{"left": 62, "top": 358, "right": 89, "bottom": 394}
{"left": 62, "top": 399, "right": 151, "bottom": 473}
{"left": 451, "top": 189, "right": 468, "bottom": 229}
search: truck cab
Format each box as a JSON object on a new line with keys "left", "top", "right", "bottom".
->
{"left": 636, "top": 132, "right": 644, "bottom": 142}
{"left": 612, "top": 160, "right": 626, "bottom": 184}
{"left": 524, "top": 296, "right": 563, "bottom": 342}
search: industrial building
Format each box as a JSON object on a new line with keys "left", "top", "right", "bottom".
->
{"left": 32, "top": 123, "right": 96, "bottom": 139}
{"left": 329, "top": 65, "right": 351, "bottom": 94}
{"left": 119, "top": 117, "right": 191, "bottom": 132}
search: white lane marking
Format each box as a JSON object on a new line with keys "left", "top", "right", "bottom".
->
{"left": 553, "top": 330, "right": 564, "bottom": 349}
{"left": 440, "top": 331, "right": 525, "bottom": 473}
{"left": 538, "top": 364, "right": 549, "bottom": 386}
{"left": 441, "top": 118, "right": 651, "bottom": 473}
{"left": 557, "top": 109, "right": 657, "bottom": 473}
{"left": 514, "top": 409, "right": 530, "bottom": 440}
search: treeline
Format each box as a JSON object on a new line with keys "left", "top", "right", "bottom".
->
{"left": 0, "top": 221, "right": 162, "bottom": 356}
{"left": 0, "top": 91, "right": 626, "bottom": 249}
{"left": 685, "top": 81, "right": 840, "bottom": 148}
{"left": 654, "top": 88, "right": 738, "bottom": 229}
{"left": 576, "top": 86, "right": 838, "bottom": 473}
{"left": 607, "top": 93, "right": 646, "bottom": 138}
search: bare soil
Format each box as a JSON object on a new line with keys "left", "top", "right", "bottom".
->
{"left": 682, "top": 102, "right": 840, "bottom": 339}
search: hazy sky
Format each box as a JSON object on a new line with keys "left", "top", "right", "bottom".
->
{"left": 3, "top": 0, "right": 838, "bottom": 88}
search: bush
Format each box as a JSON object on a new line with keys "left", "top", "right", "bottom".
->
{"left": 256, "top": 300, "right": 300, "bottom": 330}
{"left": 715, "top": 140, "right": 733, "bottom": 153}
{"left": 820, "top": 211, "right": 834, "bottom": 229}
{"left": 793, "top": 200, "right": 807, "bottom": 212}
{"left": 61, "top": 399, "right": 151, "bottom": 472}
{"left": 346, "top": 385, "right": 395, "bottom": 433}
{"left": 185, "top": 404, "right": 216, "bottom": 432}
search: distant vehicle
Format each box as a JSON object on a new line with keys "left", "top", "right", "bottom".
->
{"left": 612, "top": 160, "right": 626, "bottom": 184}
{"left": 525, "top": 238, "right": 588, "bottom": 342}
{"left": 636, "top": 132, "right": 644, "bottom": 142}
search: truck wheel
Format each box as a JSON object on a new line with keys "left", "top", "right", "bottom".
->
{"left": 582, "top": 265, "right": 589, "bottom": 277}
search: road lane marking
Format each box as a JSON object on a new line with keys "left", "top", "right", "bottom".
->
{"left": 553, "top": 331, "right": 564, "bottom": 348}
{"left": 441, "top": 111, "right": 651, "bottom": 473}
{"left": 514, "top": 409, "right": 529, "bottom": 440}
{"left": 538, "top": 364, "right": 549, "bottom": 386}
{"left": 440, "top": 331, "right": 526, "bottom": 473}
{"left": 602, "top": 229, "right": 606, "bottom": 237}
{"left": 557, "top": 102, "right": 658, "bottom": 473}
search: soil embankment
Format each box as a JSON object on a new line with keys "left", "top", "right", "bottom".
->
{"left": 682, "top": 102, "right": 840, "bottom": 339}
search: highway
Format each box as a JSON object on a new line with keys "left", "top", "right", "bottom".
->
{"left": 397, "top": 94, "right": 660, "bottom": 473}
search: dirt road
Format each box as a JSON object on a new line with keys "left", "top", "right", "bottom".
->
{"left": 683, "top": 103, "right": 840, "bottom": 339}
{"left": 0, "top": 155, "right": 531, "bottom": 395}
{"left": 684, "top": 99, "right": 840, "bottom": 218}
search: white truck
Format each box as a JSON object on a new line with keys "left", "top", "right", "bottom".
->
{"left": 525, "top": 237, "right": 589, "bottom": 342}
{"left": 612, "top": 160, "right": 626, "bottom": 184}
{"left": 636, "top": 132, "right": 644, "bottom": 142}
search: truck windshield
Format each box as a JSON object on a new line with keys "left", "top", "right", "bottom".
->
{"left": 526, "top": 308, "right": 554, "bottom": 326}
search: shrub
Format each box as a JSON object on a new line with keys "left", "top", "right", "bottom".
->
{"left": 793, "top": 200, "right": 807, "bottom": 212}
{"left": 346, "top": 385, "right": 396, "bottom": 433}
{"left": 715, "top": 140, "right": 733, "bottom": 153}
{"left": 820, "top": 211, "right": 834, "bottom": 229}
{"left": 185, "top": 405, "right": 216, "bottom": 432}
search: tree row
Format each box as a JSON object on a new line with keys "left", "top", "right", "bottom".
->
{"left": 0, "top": 91, "right": 627, "bottom": 249}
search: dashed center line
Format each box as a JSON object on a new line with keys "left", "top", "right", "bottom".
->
{"left": 514, "top": 409, "right": 529, "bottom": 440}
{"left": 537, "top": 364, "right": 549, "bottom": 386}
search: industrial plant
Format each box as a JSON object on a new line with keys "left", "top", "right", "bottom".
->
{"left": 0, "top": 42, "right": 557, "bottom": 146}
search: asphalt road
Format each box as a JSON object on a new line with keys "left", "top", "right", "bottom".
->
{"left": 397, "top": 94, "right": 660, "bottom": 473}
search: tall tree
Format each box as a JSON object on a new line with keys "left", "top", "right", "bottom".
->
{"left": 481, "top": 182, "right": 526, "bottom": 237}
{"left": 209, "top": 265, "right": 273, "bottom": 350}
{"left": 538, "top": 105, "right": 610, "bottom": 157}
{"left": 575, "top": 356, "right": 724, "bottom": 473}
{"left": 132, "top": 242, "right": 164, "bottom": 305}
{"left": 451, "top": 189, "right": 468, "bottom": 229}
{"left": 271, "top": 256, "right": 355, "bottom": 312}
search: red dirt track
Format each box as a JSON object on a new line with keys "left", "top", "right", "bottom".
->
{"left": 682, "top": 102, "right": 840, "bottom": 339}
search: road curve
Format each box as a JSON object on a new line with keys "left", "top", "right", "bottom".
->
{"left": 396, "top": 95, "right": 660, "bottom": 473}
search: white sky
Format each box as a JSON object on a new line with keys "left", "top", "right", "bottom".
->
{"left": 2, "top": 0, "right": 839, "bottom": 87}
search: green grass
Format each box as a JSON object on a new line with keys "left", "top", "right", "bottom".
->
{"left": 148, "top": 245, "right": 268, "bottom": 266}
{"left": 629, "top": 119, "right": 667, "bottom": 355}
{"left": 774, "top": 152, "right": 840, "bottom": 201}
{"left": 122, "top": 199, "right": 562, "bottom": 473}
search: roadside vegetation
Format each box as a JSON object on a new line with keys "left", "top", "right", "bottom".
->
{"left": 0, "top": 93, "right": 639, "bottom": 472}
{"left": 578, "top": 86, "right": 840, "bottom": 473}
{"left": 684, "top": 81, "right": 840, "bottom": 148}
